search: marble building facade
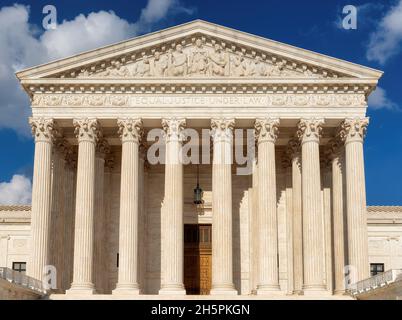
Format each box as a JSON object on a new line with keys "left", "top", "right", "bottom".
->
{"left": 7, "top": 20, "right": 390, "bottom": 298}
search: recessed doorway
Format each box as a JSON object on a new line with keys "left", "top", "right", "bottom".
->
{"left": 184, "top": 224, "right": 212, "bottom": 295}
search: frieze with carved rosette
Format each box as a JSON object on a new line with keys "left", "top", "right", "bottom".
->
{"left": 161, "top": 117, "right": 187, "bottom": 142}
{"left": 117, "top": 118, "right": 143, "bottom": 144}
{"left": 296, "top": 118, "right": 325, "bottom": 143}
{"left": 337, "top": 117, "right": 369, "bottom": 144}
{"left": 30, "top": 93, "right": 367, "bottom": 108}
{"left": 73, "top": 118, "right": 100, "bottom": 143}
{"left": 254, "top": 118, "right": 280, "bottom": 144}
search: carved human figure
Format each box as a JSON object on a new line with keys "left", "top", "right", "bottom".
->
{"left": 99, "top": 61, "right": 129, "bottom": 77}
{"left": 208, "top": 44, "right": 228, "bottom": 76}
{"left": 189, "top": 39, "right": 209, "bottom": 75}
{"left": 112, "top": 61, "right": 130, "bottom": 77}
{"left": 231, "top": 52, "right": 247, "bottom": 77}
{"left": 168, "top": 44, "right": 188, "bottom": 76}
{"left": 153, "top": 51, "right": 168, "bottom": 77}
{"left": 134, "top": 57, "right": 151, "bottom": 77}
{"left": 267, "top": 62, "right": 283, "bottom": 76}
{"left": 252, "top": 56, "right": 268, "bottom": 76}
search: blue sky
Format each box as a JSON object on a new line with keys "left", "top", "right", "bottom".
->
{"left": 0, "top": 0, "right": 401, "bottom": 205}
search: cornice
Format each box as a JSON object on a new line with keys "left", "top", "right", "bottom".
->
{"left": 0, "top": 205, "right": 31, "bottom": 212}
{"left": 23, "top": 79, "right": 376, "bottom": 97}
{"left": 16, "top": 20, "right": 383, "bottom": 81}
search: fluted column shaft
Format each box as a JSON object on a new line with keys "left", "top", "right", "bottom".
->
{"left": 287, "top": 138, "right": 303, "bottom": 294}
{"left": 297, "top": 118, "right": 326, "bottom": 293}
{"left": 331, "top": 152, "right": 347, "bottom": 294}
{"left": 67, "top": 118, "right": 99, "bottom": 294}
{"left": 159, "top": 118, "right": 186, "bottom": 295}
{"left": 340, "top": 118, "right": 370, "bottom": 282}
{"left": 210, "top": 118, "right": 237, "bottom": 295}
{"left": 114, "top": 118, "right": 143, "bottom": 294}
{"left": 255, "top": 118, "right": 280, "bottom": 294}
{"left": 63, "top": 154, "right": 76, "bottom": 291}
{"left": 28, "top": 118, "right": 55, "bottom": 282}
{"left": 291, "top": 152, "right": 303, "bottom": 294}
{"left": 94, "top": 138, "right": 109, "bottom": 294}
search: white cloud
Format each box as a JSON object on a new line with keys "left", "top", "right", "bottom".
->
{"left": 0, "top": 1, "right": 193, "bottom": 135}
{"left": 0, "top": 174, "right": 32, "bottom": 205}
{"left": 367, "top": 0, "right": 402, "bottom": 64}
{"left": 368, "top": 86, "right": 397, "bottom": 110}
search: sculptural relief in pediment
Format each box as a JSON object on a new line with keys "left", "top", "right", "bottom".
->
{"left": 56, "top": 36, "right": 344, "bottom": 79}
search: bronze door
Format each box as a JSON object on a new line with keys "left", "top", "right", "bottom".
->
{"left": 184, "top": 224, "right": 212, "bottom": 295}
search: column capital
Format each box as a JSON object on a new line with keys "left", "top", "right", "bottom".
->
{"left": 65, "top": 150, "right": 78, "bottom": 170}
{"left": 96, "top": 138, "right": 111, "bottom": 158}
{"left": 286, "top": 137, "right": 301, "bottom": 158}
{"left": 296, "top": 118, "right": 324, "bottom": 143}
{"left": 337, "top": 117, "right": 369, "bottom": 144}
{"left": 55, "top": 138, "right": 73, "bottom": 159}
{"left": 254, "top": 118, "right": 280, "bottom": 144}
{"left": 325, "top": 138, "right": 343, "bottom": 160}
{"left": 29, "top": 117, "right": 56, "bottom": 143}
{"left": 105, "top": 154, "right": 115, "bottom": 172}
{"left": 210, "top": 118, "right": 235, "bottom": 143}
{"left": 117, "top": 118, "right": 143, "bottom": 143}
{"left": 73, "top": 118, "right": 100, "bottom": 143}
{"left": 162, "top": 117, "right": 186, "bottom": 142}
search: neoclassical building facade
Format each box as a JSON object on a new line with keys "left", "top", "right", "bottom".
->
{"left": 13, "top": 20, "right": 385, "bottom": 298}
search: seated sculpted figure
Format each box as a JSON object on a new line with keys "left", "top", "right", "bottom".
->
{"left": 231, "top": 52, "right": 247, "bottom": 77}
{"left": 134, "top": 56, "right": 151, "bottom": 77}
{"left": 189, "top": 39, "right": 209, "bottom": 76}
{"left": 99, "top": 61, "right": 129, "bottom": 77}
{"left": 168, "top": 44, "right": 188, "bottom": 76}
{"left": 208, "top": 44, "right": 228, "bottom": 76}
{"left": 251, "top": 56, "right": 268, "bottom": 77}
{"left": 153, "top": 51, "right": 168, "bottom": 77}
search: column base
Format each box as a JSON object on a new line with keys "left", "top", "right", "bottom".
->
{"left": 113, "top": 284, "right": 140, "bottom": 295}
{"left": 334, "top": 290, "right": 347, "bottom": 296}
{"left": 159, "top": 285, "right": 186, "bottom": 295}
{"left": 66, "top": 283, "right": 96, "bottom": 295}
{"left": 257, "top": 285, "right": 282, "bottom": 296}
{"left": 302, "top": 285, "right": 329, "bottom": 296}
{"left": 210, "top": 285, "right": 238, "bottom": 295}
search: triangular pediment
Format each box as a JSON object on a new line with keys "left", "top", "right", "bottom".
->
{"left": 16, "top": 20, "right": 382, "bottom": 82}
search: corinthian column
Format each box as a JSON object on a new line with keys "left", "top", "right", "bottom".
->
{"left": 297, "top": 118, "right": 326, "bottom": 294}
{"left": 254, "top": 118, "right": 281, "bottom": 294}
{"left": 67, "top": 118, "right": 100, "bottom": 294}
{"left": 159, "top": 118, "right": 186, "bottom": 295}
{"left": 210, "top": 118, "right": 237, "bottom": 295}
{"left": 28, "top": 118, "right": 55, "bottom": 282}
{"left": 339, "top": 117, "right": 370, "bottom": 282}
{"left": 94, "top": 138, "right": 110, "bottom": 294}
{"left": 114, "top": 118, "right": 143, "bottom": 295}
{"left": 287, "top": 138, "right": 303, "bottom": 294}
{"left": 326, "top": 139, "right": 347, "bottom": 294}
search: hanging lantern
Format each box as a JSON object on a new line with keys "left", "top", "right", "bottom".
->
{"left": 193, "top": 164, "right": 204, "bottom": 215}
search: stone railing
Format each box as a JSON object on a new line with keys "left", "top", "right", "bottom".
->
{"left": 0, "top": 267, "right": 46, "bottom": 294}
{"left": 348, "top": 269, "right": 402, "bottom": 295}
